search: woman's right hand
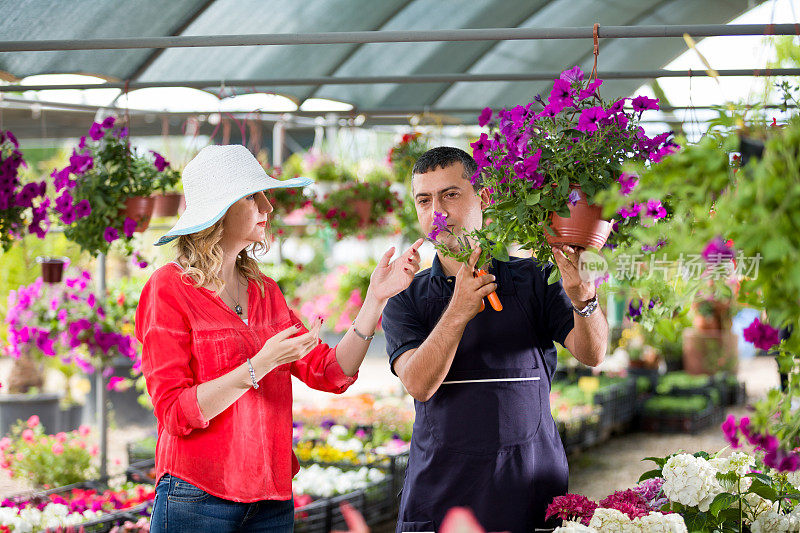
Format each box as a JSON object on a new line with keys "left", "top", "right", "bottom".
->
{"left": 255, "top": 318, "right": 322, "bottom": 375}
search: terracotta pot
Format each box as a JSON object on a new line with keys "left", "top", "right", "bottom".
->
{"left": 544, "top": 185, "right": 614, "bottom": 250}
{"left": 36, "top": 256, "right": 68, "bottom": 283}
{"left": 682, "top": 328, "right": 738, "bottom": 375}
{"left": 691, "top": 300, "right": 732, "bottom": 331}
{"left": 151, "top": 193, "right": 183, "bottom": 217}
{"left": 122, "top": 196, "right": 156, "bottom": 233}
{"left": 351, "top": 199, "right": 372, "bottom": 225}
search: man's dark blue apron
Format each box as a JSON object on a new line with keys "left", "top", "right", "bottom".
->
{"left": 396, "top": 261, "right": 569, "bottom": 533}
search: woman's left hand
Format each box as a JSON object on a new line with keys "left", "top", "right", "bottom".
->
{"left": 368, "top": 238, "right": 424, "bottom": 302}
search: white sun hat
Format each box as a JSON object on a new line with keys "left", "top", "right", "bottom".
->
{"left": 154, "top": 144, "right": 312, "bottom": 246}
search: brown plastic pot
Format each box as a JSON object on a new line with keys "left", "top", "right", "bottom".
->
{"left": 36, "top": 256, "right": 69, "bottom": 283}
{"left": 122, "top": 196, "right": 156, "bottom": 233}
{"left": 545, "top": 185, "right": 614, "bottom": 250}
{"left": 152, "top": 193, "right": 183, "bottom": 217}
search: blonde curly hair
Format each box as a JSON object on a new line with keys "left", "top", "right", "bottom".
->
{"left": 174, "top": 219, "right": 268, "bottom": 297}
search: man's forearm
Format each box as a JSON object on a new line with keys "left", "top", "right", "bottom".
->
{"left": 398, "top": 305, "right": 469, "bottom": 402}
{"left": 569, "top": 307, "right": 608, "bottom": 366}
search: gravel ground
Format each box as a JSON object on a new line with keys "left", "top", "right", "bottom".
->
{"left": 0, "top": 355, "right": 779, "bottom": 501}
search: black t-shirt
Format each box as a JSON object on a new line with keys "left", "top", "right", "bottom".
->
{"left": 383, "top": 254, "right": 575, "bottom": 379}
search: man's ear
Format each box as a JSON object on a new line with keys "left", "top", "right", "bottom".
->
{"left": 479, "top": 187, "right": 491, "bottom": 210}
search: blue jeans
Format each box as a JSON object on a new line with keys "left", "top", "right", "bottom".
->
{"left": 150, "top": 474, "right": 294, "bottom": 533}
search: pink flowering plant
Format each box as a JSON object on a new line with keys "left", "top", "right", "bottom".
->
{"left": 312, "top": 181, "right": 402, "bottom": 239}
{"left": 53, "top": 117, "right": 179, "bottom": 255}
{"left": 4, "top": 270, "right": 139, "bottom": 384}
{"left": 0, "top": 130, "right": 50, "bottom": 250}
{"left": 0, "top": 416, "right": 96, "bottom": 487}
{"left": 466, "top": 65, "right": 674, "bottom": 279}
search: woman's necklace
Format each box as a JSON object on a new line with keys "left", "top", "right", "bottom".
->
{"left": 223, "top": 274, "right": 243, "bottom": 316}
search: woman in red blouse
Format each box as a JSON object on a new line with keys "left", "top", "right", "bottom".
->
{"left": 135, "top": 145, "right": 422, "bottom": 533}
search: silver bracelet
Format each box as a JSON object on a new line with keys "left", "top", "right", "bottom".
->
{"left": 351, "top": 320, "right": 375, "bottom": 341}
{"left": 246, "top": 358, "right": 259, "bottom": 389}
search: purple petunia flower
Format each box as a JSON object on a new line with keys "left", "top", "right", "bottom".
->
{"left": 721, "top": 414, "right": 740, "bottom": 448}
{"left": 644, "top": 199, "right": 667, "bottom": 219}
{"left": 628, "top": 299, "right": 643, "bottom": 319}
{"left": 151, "top": 151, "right": 169, "bottom": 172}
{"left": 54, "top": 190, "right": 74, "bottom": 214}
{"left": 513, "top": 148, "right": 542, "bottom": 180}
{"left": 122, "top": 216, "right": 138, "bottom": 238}
{"left": 103, "top": 226, "right": 119, "bottom": 243}
{"left": 549, "top": 79, "right": 575, "bottom": 108}
{"left": 701, "top": 236, "right": 735, "bottom": 263}
{"left": 115, "top": 127, "right": 129, "bottom": 139}
{"left": 743, "top": 317, "right": 780, "bottom": 351}
{"left": 428, "top": 210, "right": 448, "bottom": 241}
{"left": 101, "top": 116, "right": 115, "bottom": 129}
{"left": 74, "top": 199, "right": 91, "bottom": 219}
{"left": 578, "top": 79, "right": 603, "bottom": 100}
{"left": 631, "top": 95, "right": 659, "bottom": 113}
{"left": 560, "top": 65, "right": 585, "bottom": 84}
{"left": 69, "top": 149, "right": 94, "bottom": 175}
{"left": 88, "top": 122, "right": 104, "bottom": 141}
{"left": 59, "top": 208, "right": 77, "bottom": 225}
{"left": 576, "top": 106, "right": 607, "bottom": 133}
{"left": 478, "top": 107, "right": 493, "bottom": 127}
{"left": 568, "top": 189, "right": 581, "bottom": 206}
{"left": 617, "top": 173, "right": 638, "bottom": 195}
{"left": 607, "top": 99, "right": 626, "bottom": 114}
{"left": 618, "top": 203, "right": 642, "bottom": 219}
{"left": 51, "top": 167, "right": 72, "bottom": 192}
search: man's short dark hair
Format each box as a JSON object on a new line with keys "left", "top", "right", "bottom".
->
{"left": 412, "top": 146, "right": 482, "bottom": 191}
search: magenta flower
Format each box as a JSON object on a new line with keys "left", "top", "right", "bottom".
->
{"left": 550, "top": 79, "right": 575, "bottom": 108}
{"left": 122, "top": 217, "right": 138, "bottom": 238}
{"left": 87, "top": 294, "right": 96, "bottom": 309}
{"left": 69, "top": 150, "right": 93, "bottom": 175}
{"left": 115, "top": 127, "right": 129, "bottom": 138}
{"left": 78, "top": 136, "right": 86, "bottom": 150}
{"left": 101, "top": 116, "right": 115, "bottom": 129}
{"left": 578, "top": 79, "right": 603, "bottom": 100}
{"left": 545, "top": 493, "right": 597, "bottom": 526}
{"left": 576, "top": 106, "right": 607, "bottom": 133}
{"left": 743, "top": 317, "right": 780, "bottom": 351}
{"left": 607, "top": 99, "right": 626, "bottom": 114}
{"left": 428, "top": 210, "right": 448, "bottom": 241}
{"left": 74, "top": 199, "right": 91, "bottom": 219}
{"left": 560, "top": 66, "right": 585, "bottom": 84}
{"left": 618, "top": 173, "right": 638, "bottom": 195}
{"left": 721, "top": 414, "right": 740, "bottom": 448}
{"left": 151, "top": 151, "right": 169, "bottom": 172}
{"left": 103, "top": 226, "right": 119, "bottom": 243}
{"left": 51, "top": 167, "right": 72, "bottom": 192}
{"left": 54, "top": 190, "right": 74, "bottom": 214}
{"left": 701, "top": 236, "right": 735, "bottom": 263}
{"left": 470, "top": 133, "right": 491, "bottom": 167}
{"left": 618, "top": 203, "right": 642, "bottom": 219}
{"left": 599, "top": 489, "right": 650, "bottom": 520}
{"left": 535, "top": 103, "right": 562, "bottom": 119}
{"left": 107, "top": 376, "right": 125, "bottom": 391}
{"left": 631, "top": 96, "right": 659, "bottom": 113}
{"left": 88, "top": 122, "right": 104, "bottom": 141}
{"left": 513, "top": 148, "right": 542, "bottom": 180}
{"left": 644, "top": 199, "right": 667, "bottom": 219}
{"left": 478, "top": 107, "right": 493, "bottom": 127}
{"left": 764, "top": 449, "right": 800, "bottom": 472}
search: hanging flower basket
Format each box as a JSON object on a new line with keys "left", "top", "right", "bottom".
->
{"left": 35, "top": 256, "right": 69, "bottom": 283}
{"left": 151, "top": 192, "right": 183, "bottom": 217}
{"left": 122, "top": 196, "right": 156, "bottom": 232}
{"left": 544, "top": 185, "right": 615, "bottom": 250}
{"left": 313, "top": 181, "right": 402, "bottom": 239}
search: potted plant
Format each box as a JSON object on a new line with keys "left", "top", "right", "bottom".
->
{"left": 313, "top": 181, "right": 402, "bottom": 240}
{"left": 35, "top": 255, "right": 70, "bottom": 284}
{"left": 150, "top": 155, "right": 182, "bottom": 217}
{"left": 464, "top": 66, "right": 674, "bottom": 281}
{"left": 0, "top": 129, "right": 50, "bottom": 251}
{"left": 52, "top": 117, "right": 176, "bottom": 256}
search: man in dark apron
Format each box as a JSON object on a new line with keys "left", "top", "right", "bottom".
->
{"left": 382, "top": 147, "right": 608, "bottom": 533}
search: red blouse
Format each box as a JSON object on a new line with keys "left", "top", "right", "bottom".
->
{"left": 134, "top": 263, "right": 357, "bottom": 502}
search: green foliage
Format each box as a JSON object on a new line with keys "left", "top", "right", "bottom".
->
{"left": 1, "top": 418, "right": 97, "bottom": 488}
{"left": 313, "top": 181, "right": 402, "bottom": 239}
{"left": 642, "top": 394, "right": 709, "bottom": 414}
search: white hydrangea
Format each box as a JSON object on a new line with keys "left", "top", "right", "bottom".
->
{"left": 588, "top": 508, "right": 640, "bottom": 533}
{"left": 749, "top": 510, "right": 800, "bottom": 533}
{"left": 662, "top": 454, "right": 723, "bottom": 511}
{"left": 553, "top": 521, "right": 597, "bottom": 533}
{"left": 636, "top": 512, "right": 689, "bottom": 533}
{"left": 787, "top": 470, "right": 800, "bottom": 491}
{"left": 709, "top": 451, "right": 755, "bottom": 492}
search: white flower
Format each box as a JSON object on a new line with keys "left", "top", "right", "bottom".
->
{"left": 787, "top": 470, "right": 800, "bottom": 491}
{"left": 662, "top": 454, "right": 722, "bottom": 511}
{"left": 749, "top": 510, "right": 800, "bottom": 533}
{"left": 329, "top": 424, "right": 348, "bottom": 437}
{"left": 588, "top": 508, "right": 640, "bottom": 532}
{"left": 553, "top": 521, "right": 597, "bottom": 533}
{"left": 709, "top": 451, "right": 755, "bottom": 492}
{"left": 634, "top": 512, "right": 688, "bottom": 533}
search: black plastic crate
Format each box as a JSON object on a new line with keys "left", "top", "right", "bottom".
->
{"left": 329, "top": 489, "right": 366, "bottom": 531}
{"left": 360, "top": 476, "right": 395, "bottom": 526}
{"left": 639, "top": 404, "right": 724, "bottom": 434}
{"left": 125, "top": 458, "right": 157, "bottom": 485}
{"left": 126, "top": 440, "right": 156, "bottom": 464}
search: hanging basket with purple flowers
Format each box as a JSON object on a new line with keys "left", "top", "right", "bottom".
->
{"left": 464, "top": 66, "right": 674, "bottom": 282}
{"left": 52, "top": 118, "right": 180, "bottom": 256}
